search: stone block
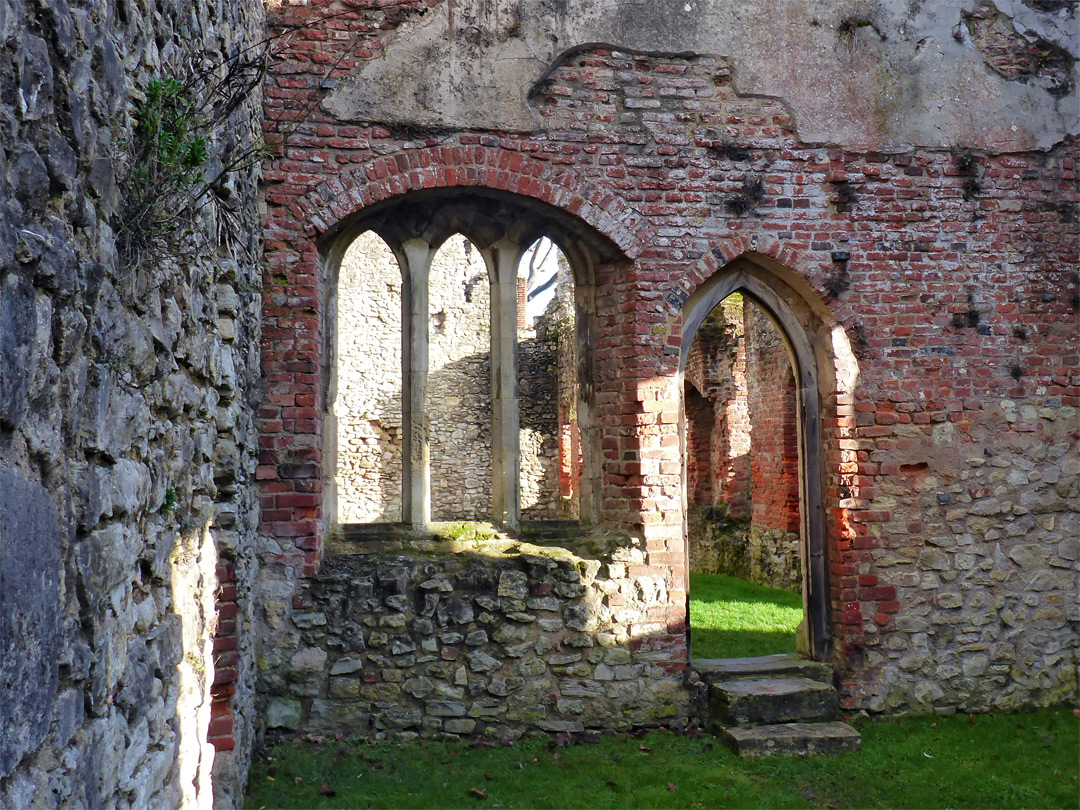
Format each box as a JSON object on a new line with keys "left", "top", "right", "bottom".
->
{"left": 0, "top": 274, "right": 36, "bottom": 428}
{"left": 443, "top": 718, "right": 476, "bottom": 734}
{"left": 498, "top": 570, "right": 528, "bottom": 600}
{"left": 466, "top": 650, "right": 502, "bottom": 673}
{"left": 309, "top": 700, "right": 370, "bottom": 733}
{"left": 329, "top": 678, "right": 360, "bottom": 699}
{"left": 426, "top": 699, "right": 467, "bottom": 717}
{"left": 0, "top": 468, "right": 61, "bottom": 778}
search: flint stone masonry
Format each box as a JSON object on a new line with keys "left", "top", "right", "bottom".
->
{"left": 260, "top": 534, "right": 688, "bottom": 740}
{"left": 0, "top": 468, "right": 61, "bottom": 778}
{"left": 334, "top": 231, "right": 404, "bottom": 523}
{"left": 429, "top": 236, "right": 494, "bottom": 520}
{"left": 1, "top": 0, "right": 264, "bottom": 806}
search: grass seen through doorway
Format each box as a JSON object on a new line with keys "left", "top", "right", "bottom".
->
{"left": 689, "top": 572, "right": 802, "bottom": 659}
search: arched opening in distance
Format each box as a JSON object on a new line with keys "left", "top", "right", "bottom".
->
{"left": 680, "top": 255, "right": 839, "bottom": 662}
{"left": 517, "top": 237, "right": 580, "bottom": 521}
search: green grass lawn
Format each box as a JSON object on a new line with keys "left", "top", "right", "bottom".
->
{"left": 246, "top": 706, "right": 1080, "bottom": 809}
{"left": 689, "top": 572, "right": 802, "bottom": 659}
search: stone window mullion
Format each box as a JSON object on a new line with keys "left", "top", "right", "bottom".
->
{"left": 396, "top": 237, "right": 435, "bottom": 527}
{"left": 485, "top": 238, "right": 526, "bottom": 530}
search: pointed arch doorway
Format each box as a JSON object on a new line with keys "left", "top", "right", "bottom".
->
{"left": 680, "top": 254, "right": 834, "bottom": 663}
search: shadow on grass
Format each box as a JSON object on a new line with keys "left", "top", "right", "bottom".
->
{"left": 690, "top": 626, "right": 796, "bottom": 659}
{"left": 689, "top": 572, "right": 801, "bottom": 659}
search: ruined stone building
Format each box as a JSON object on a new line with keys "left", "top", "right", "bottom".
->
{"left": 0, "top": 0, "right": 1076, "bottom": 806}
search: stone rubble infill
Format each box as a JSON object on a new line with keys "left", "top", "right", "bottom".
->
{"left": 261, "top": 532, "right": 688, "bottom": 740}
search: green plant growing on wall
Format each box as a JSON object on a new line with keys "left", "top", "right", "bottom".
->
{"left": 838, "top": 14, "right": 886, "bottom": 45}
{"left": 160, "top": 485, "right": 178, "bottom": 518}
{"left": 117, "top": 46, "right": 272, "bottom": 272}
{"left": 117, "top": 7, "right": 369, "bottom": 273}
{"left": 135, "top": 78, "right": 210, "bottom": 186}
{"left": 954, "top": 150, "right": 978, "bottom": 174}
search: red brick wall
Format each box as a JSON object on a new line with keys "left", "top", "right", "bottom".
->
{"left": 258, "top": 4, "right": 1079, "bottom": 696}
{"left": 683, "top": 381, "right": 715, "bottom": 505}
{"left": 209, "top": 561, "right": 239, "bottom": 752}
{"left": 683, "top": 298, "right": 752, "bottom": 517}
{"left": 746, "top": 303, "right": 800, "bottom": 534}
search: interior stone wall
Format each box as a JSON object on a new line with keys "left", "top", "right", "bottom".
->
{"left": 261, "top": 534, "right": 687, "bottom": 742}
{"left": 519, "top": 254, "right": 576, "bottom": 520}
{"left": 518, "top": 313, "right": 560, "bottom": 519}
{"left": 333, "top": 231, "right": 403, "bottom": 523}
{"left": 0, "top": 1, "right": 264, "bottom": 807}
{"left": 428, "top": 236, "right": 494, "bottom": 520}
{"left": 333, "top": 233, "right": 573, "bottom": 525}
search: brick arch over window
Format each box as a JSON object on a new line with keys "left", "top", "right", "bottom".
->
{"left": 677, "top": 249, "right": 861, "bottom": 663}
{"left": 261, "top": 158, "right": 636, "bottom": 576}
{"left": 290, "top": 146, "right": 649, "bottom": 258}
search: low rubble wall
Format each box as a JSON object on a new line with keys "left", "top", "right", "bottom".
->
{"left": 260, "top": 533, "right": 689, "bottom": 740}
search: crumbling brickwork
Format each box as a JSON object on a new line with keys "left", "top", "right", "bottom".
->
{"left": 259, "top": 5, "right": 1078, "bottom": 719}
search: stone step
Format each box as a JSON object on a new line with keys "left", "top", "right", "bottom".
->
{"left": 692, "top": 654, "right": 835, "bottom": 686}
{"left": 708, "top": 676, "right": 838, "bottom": 727}
{"left": 719, "top": 721, "right": 862, "bottom": 757}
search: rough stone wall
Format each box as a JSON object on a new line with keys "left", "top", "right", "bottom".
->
{"left": 260, "top": 0, "right": 1079, "bottom": 721}
{"left": 518, "top": 309, "right": 560, "bottom": 519}
{"left": 687, "top": 512, "right": 799, "bottom": 593}
{"left": 428, "top": 235, "right": 493, "bottom": 520}
{"left": 0, "top": 0, "right": 263, "bottom": 807}
{"left": 333, "top": 231, "right": 403, "bottom": 523}
{"left": 262, "top": 536, "right": 687, "bottom": 741}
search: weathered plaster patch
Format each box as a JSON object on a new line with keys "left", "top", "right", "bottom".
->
{"left": 323, "top": 0, "right": 1079, "bottom": 150}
